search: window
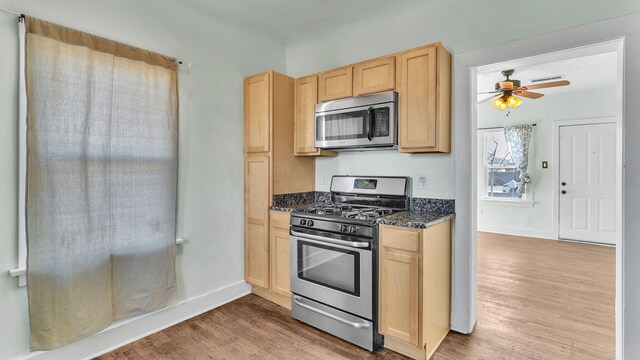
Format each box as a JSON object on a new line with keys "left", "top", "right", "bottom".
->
{"left": 21, "top": 16, "right": 179, "bottom": 350}
{"left": 480, "top": 130, "right": 533, "bottom": 204}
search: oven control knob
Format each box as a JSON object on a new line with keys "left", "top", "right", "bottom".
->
{"left": 349, "top": 226, "right": 358, "bottom": 234}
{"left": 300, "top": 219, "right": 307, "bottom": 226}
{"left": 307, "top": 220, "right": 314, "bottom": 226}
{"left": 339, "top": 224, "right": 347, "bottom": 232}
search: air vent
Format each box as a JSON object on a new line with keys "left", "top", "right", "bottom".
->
{"left": 530, "top": 75, "right": 565, "bottom": 83}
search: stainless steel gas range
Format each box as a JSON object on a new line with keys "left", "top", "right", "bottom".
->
{"left": 289, "top": 175, "right": 410, "bottom": 351}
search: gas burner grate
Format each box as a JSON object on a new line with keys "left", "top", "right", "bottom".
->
{"left": 301, "top": 203, "right": 397, "bottom": 220}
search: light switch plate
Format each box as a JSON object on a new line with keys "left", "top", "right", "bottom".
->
{"left": 542, "top": 161, "right": 548, "bottom": 169}
{"left": 417, "top": 174, "right": 429, "bottom": 191}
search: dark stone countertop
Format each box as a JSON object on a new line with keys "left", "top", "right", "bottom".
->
{"left": 270, "top": 201, "right": 317, "bottom": 213}
{"left": 270, "top": 191, "right": 331, "bottom": 213}
{"left": 270, "top": 192, "right": 455, "bottom": 229}
{"left": 376, "top": 211, "right": 455, "bottom": 229}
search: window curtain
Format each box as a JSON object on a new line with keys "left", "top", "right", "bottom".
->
{"left": 503, "top": 125, "right": 533, "bottom": 195}
{"left": 24, "top": 16, "right": 179, "bottom": 350}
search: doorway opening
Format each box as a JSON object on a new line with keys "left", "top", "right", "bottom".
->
{"left": 470, "top": 40, "right": 622, "bottom": 359}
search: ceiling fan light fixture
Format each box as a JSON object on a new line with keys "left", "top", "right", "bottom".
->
{"left": 482, "top": 69, "right": 570, "bottom": 111}
{"left": 492, "top": 96, "right": 508, "bottom": 110}
{"left": 507, "top": 95, "right": 523, "bottom": 108}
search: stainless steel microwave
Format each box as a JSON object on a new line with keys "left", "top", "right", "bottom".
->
{"left": 314, "top": 91, "right": 397, "bottom": 150}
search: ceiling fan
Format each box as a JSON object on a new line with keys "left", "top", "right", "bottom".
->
{"left": 479, "top": 69, "right": 571, "bottom": 110}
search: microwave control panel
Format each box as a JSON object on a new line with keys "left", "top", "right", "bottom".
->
{"left": 374, "top": 107, "right": 390, "bottom": 137}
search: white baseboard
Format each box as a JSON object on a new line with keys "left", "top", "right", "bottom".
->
{"left": 450, "top": 321, "right": 475, "bottom": 335}
{"left": 477, "top": 225, "right": 557, "bottom": 240}
{"left": 27, "top": 281, "right": 251, "bottom": 360}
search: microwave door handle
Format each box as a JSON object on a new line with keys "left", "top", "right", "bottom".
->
{"left": 367, "top": 106, "right": 375, "bottom": 141}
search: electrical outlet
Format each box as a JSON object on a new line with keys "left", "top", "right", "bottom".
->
{"left": 417, "top": 174, "right": 429, "bottom": 191}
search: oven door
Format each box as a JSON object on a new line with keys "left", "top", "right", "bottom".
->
{"left": 315, "top": 102, "right": 396, "bottom": 149}
{"left": 290, "top": 229, "right": 372, "bottom": 319}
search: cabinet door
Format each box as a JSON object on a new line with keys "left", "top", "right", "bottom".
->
{"left": 245, "top": 155, "right": 270, "bottom": 288}
{"left": 294, "top": 75, "right": 320, "bottom": 155}
{"left": 353, "top": 57, "right": 396, "bottom": 96}
{"left": 270, "top": 212, "right": 291, "bottom": 297}
{"left": 244, "top": 72, "right": 271, "bottom": 153}
{"left": 423, "top": 220, "right": 452, "bottom": 358}
{"left": 379, "top": 249, "right": 420, "bottom": 346}
{"left": 319, "top": 66, "right": 353, "bottom": 102}
{"left": 399, "top": 47, "right": 438, "bottom": 152}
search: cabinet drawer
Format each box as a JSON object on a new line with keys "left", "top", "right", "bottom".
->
{"left": 380, "top": 225, "right": 420, "bottom": 253}
{"left": 270, "top": 210, "right": 291, "bottom": 230}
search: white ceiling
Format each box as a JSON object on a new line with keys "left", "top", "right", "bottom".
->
{"left": 177, "top": 0, "right": 424, "bottom": 44}
{"left": 477, "top": 51, "right": 618, "bottom": 102}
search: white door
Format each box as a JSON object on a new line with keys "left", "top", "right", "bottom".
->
{"left": 559, "top": 123, "right": 616, "bottom": 244}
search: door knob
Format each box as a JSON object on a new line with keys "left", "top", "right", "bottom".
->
{"left": 561, "top": 190, "right": 567, "bottom": 194}
{"left": 561, "top": 182, "right": 567, "bottom": 186}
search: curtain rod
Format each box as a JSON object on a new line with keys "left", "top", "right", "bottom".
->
{"left": 0, "top": 7, "right": 23, "bottom": 17}
{"left": 5, "top": 11, "right": 191, "bottom": 67}
{"left": 477, "top": 124, "right": 537, "bottom": 131}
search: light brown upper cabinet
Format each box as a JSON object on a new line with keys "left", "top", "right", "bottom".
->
{"left": 295, "top": 42, "right": 451, "bottom": 155}
{"left": 399, "top": 44, "right": 451, "bottom": 153}
{"left": 244, "top": 72, "right": 271, "bottom": 153}
{"left": 354, "top": 56, "right": 396, "bottom": 96}
{"left": 294, "top": 75, "right": 337, "bottom": 157}
{"left": 319, "top": 66, "right": 353, "bottom": 102}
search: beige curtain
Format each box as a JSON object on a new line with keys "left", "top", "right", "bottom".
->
{"left": 24, "top": 17, "right": 178, "bottom": 350}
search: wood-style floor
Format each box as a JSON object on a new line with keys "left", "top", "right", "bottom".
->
{"left": 97, "top": 232, "right": 615, "bottom": 360}
{"left": 432, "top": 232, "right": 615, "bottom": 360}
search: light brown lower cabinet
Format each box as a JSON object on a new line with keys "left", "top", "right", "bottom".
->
{"left": 251, "top": 210, "right": 292, "bottom": 310}
{"left": 379, "top": 221, "right": 452, "bottom": 360}
{"left": 269, "top": 211, "right": 292, "bottom": 298}
{"left": 244, "top": 155, "right": 270, "bottom": 289}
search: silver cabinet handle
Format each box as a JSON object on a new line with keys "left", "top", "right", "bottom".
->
{"left": 293, "top": 296, "right": 371, "bottom": 329}
{"left": 290, "top": 230, "right": 369, "bottom": 248}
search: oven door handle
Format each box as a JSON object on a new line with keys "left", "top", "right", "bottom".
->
{"left": 290, "top": 230, "right": 370, "bottom": 248}
{"left": 293, "top": 296, "right": 371, "bottom": 329}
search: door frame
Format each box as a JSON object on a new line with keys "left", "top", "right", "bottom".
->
{"left": 552, "top": 117, "right": 619, "bottom": 243}
{"left": 452, "top": 21, "right": 628, "bottom": 358}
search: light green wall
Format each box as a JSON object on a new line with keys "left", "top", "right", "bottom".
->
{"left": 284, "top": 0, "right": 639, "bottom": 198}
{"left": 0, "top": 1, "right": 286, "bottom": 359}
{"left": 476, "top": 86, "right": 617, "bottom": 235}
{"left": 285, "top": 0, "right": 640, "bottom": 75}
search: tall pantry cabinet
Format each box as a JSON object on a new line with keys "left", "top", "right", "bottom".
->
{"left": 243, "top": 71, "right": 315, "bottom": 307}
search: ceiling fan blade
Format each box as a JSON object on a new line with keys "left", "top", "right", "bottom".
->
{"left": 520, "top": 80, "right": 570, "bottom": 90}
{"left": 515, "top": 90, "right": 544, "bottom": 99}
{"left": 477, "top": 90, "right": 502, "bottom": 95}
{"left": 478, "top": 94, "right": 501, "bottom": 104}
